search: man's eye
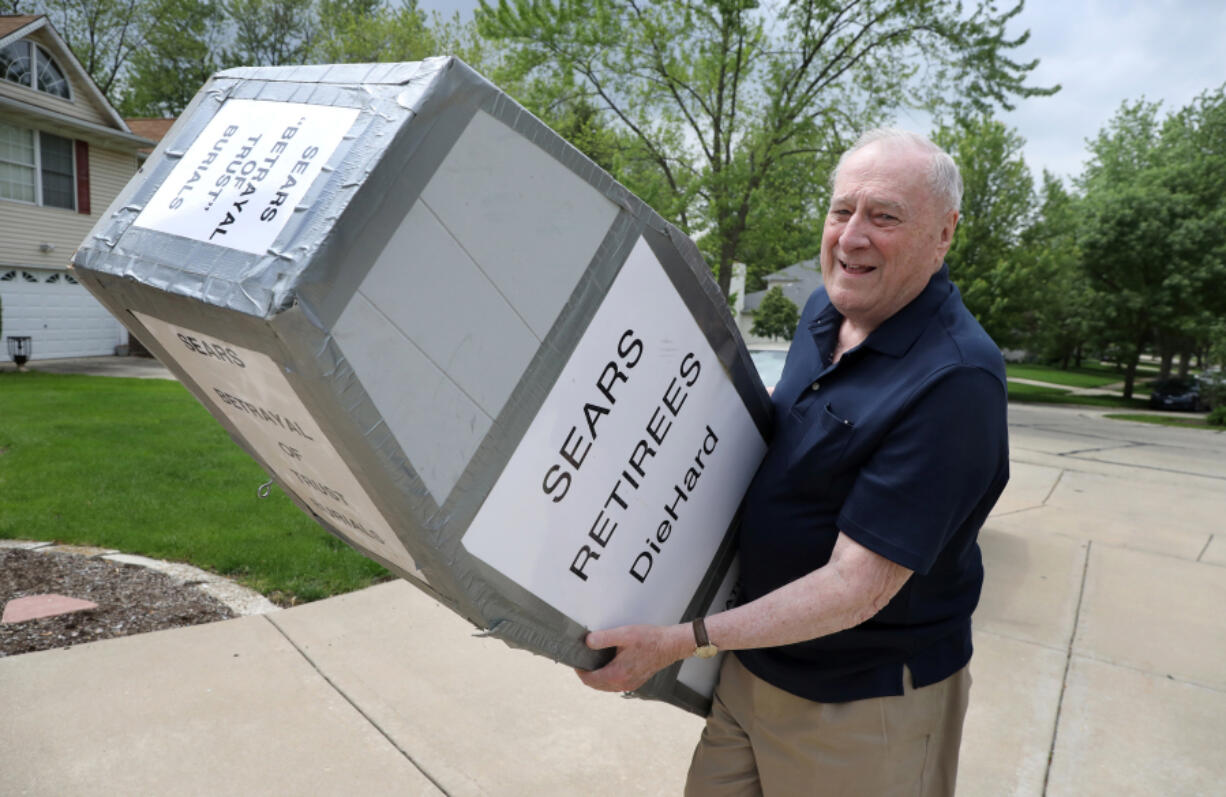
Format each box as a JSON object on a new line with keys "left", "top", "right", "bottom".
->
{"left": 878, "top": 213, "right": 898, "bottom": 222}
{"left": 831, "top": 209, "right": 851, "bottom": 217}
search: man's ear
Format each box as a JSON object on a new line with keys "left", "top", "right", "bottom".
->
{"left": 937, "top": 209, "right": 959, "bottom": 256}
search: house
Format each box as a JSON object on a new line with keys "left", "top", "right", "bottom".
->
{"left": 736, "top": 258, "right": 822, "bottom": 346}
{"left": 125, "top": 117, "right": 175, "bottom": 156}
{"left": 0, "top": 14, "right": 153, "bottom": 363}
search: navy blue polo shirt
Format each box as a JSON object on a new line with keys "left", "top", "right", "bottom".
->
{"left": 736, "top": 264, "right": 1009, "bottom": 703}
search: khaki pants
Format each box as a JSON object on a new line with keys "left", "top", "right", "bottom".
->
{"left": 685, "top": 655, "right": 971, "bottom": 797}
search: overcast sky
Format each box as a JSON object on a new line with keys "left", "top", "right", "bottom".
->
{"left": 992, "top": 0, "right": 1226, "bottom": 181}
{"left": 418, "top": 0, "right": 1226, "bottom": 183}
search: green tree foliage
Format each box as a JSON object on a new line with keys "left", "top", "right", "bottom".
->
{"left": 112, "top": 0, "right": 456, "bottom": 116}
{"left": 118, "top": 0, "right": 226, "bottom": 116}
{"left": 475, "top": 0, "right": 1057, "bottom": 297}
{"left": 934, "top": 115, "right": 1036, "bottom": 345}
{"left": 751, "top": 286, "right": 798, "bottom": 341}
{"left": 20, "top": 0, "right": 145, "bottom": 95}
{"left": 310, "top": 0, "right": 437, "bottom": 64}
{"left": 1017, "top": 172, "right": 1097, "bottom": 367}
{"left": 1157, "top": 87, "right": 1226, "bottom": 371}
{"left": 118, "top": 0, "right": 228, "bottom": 115}
{"left": 734, "top": 145, "right": 834, "bottom": 292}
{"left": 1077, "top": 92, "right": 1226, "bottom": 398}
{"left": 223, "top": 0, "right": 316, "bottom": 65}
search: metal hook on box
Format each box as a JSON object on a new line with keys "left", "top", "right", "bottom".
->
{"left": 257, "top": 480, "right": 274, "bottom": 499}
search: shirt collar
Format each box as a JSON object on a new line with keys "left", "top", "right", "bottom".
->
{"left": 803, "top": 263, "right": 954, "bottom": 364}
{"left": 859, "top": 264, "right": 954, "bottom": 359}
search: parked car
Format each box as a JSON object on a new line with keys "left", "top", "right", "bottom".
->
{"left": 1148, "top": 376, "right": 1209, "bottom": 411}
{"left": 1200, "top": 369, "right": 1225, "bottom": 408}
{"left": 748, "top": 347, "right": 789, "bottom": 391}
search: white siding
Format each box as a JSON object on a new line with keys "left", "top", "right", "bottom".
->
{"left": 0, "top": 144, "right": 137, "bottom": 268}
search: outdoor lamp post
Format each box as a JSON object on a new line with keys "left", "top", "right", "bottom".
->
{"left": 7, "top": 336, "right": 31, "bottom": 369}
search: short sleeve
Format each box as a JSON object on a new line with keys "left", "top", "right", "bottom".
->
{"left": 836, "top": 366, "right": 1008, "bottom": 574}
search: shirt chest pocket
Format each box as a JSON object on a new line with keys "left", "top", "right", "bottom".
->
{"left": 785, "top": 401, "right": 858, "bottom": 485}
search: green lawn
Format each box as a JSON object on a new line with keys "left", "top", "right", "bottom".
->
{"left": 1005, "top": 362, "right": 1133, "bottom": 389}
{"left": 1006, "top": 381, "right": 1150, "bottom": 409}
{"left": 0, "top": 372, "right": 389, "bottom": 604}
{"left": 1006, "top": 381, "right": 1071, "bottom": 397}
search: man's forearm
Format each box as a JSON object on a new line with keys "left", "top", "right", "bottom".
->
{"left": 704, "top": 534, "right": 911, "bottom": 652}
{"left": 578, "top": 532, "right": 911, "bottom": 692}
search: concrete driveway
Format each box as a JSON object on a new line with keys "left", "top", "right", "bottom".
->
{"left": 13, "top": 355, "right": 173, "bottom": 379}
{"left": 1, "top": 402, "right": 1223, "bottom": 795}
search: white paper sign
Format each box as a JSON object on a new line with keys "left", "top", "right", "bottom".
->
{"left": 132, "top": 311, "right": 425, "bottom": 581}
{"left": 133, "top": 99, "right": 359, "bottom": 254}
{"left": 462, "top": 238, "right": 767, "bottom": 631}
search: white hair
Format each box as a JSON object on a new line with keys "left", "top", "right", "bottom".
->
{"left": 832, "top": 128, "right": 963, "bottom": 213}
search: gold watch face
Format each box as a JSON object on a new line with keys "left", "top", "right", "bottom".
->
{"left": 695, "top": 644, "right": 719, "bottom": 659}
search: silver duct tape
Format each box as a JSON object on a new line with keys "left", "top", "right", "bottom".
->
{"left": 72, "top": 56, "right": 771, "bottom": 715}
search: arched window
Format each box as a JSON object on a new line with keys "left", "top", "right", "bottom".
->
{"left": 0, "top": 40, "right": 33, "bottom": 88}
{"left": 36, "top": 46, "right": 69, "bottom": 98}
{"left": 0, "top": 41, "right": 71, "bottom": 99}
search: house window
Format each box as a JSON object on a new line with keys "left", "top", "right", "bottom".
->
{"left": 0, "top": 121, "right": 77, "bottom": 210}
{"left": 0, "top": 41, "right": 70, "bottom": 99}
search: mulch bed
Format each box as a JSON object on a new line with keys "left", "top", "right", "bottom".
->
{"left": 1, "top": 548, "right": 235, "bottom": 658}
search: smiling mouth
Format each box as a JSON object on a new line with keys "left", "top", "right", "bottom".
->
{"left": 840, "top": 261, "right": 876, "bottom": 275}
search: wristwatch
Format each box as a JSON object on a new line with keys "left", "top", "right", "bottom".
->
{"left": 692, "top": 617, "right": 719, "bottom": 659}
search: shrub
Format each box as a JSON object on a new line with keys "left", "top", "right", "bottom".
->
{"left": 752, "top": 286, "right": 799, "bottom": 341}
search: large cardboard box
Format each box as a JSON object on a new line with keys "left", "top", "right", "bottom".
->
{"left": 72, "top": 58, "right": 771, "bottom": 714}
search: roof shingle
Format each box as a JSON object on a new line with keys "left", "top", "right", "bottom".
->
{"left": 0, "top": 14, "right": 42, "bottom": 39}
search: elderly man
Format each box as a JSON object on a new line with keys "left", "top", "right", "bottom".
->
{"left": 577, "top": 128, "right": 1010, "bottom": 795}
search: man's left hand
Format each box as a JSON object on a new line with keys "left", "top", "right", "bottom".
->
{"left": 574, "top": 624, "right": 692, "bottom": 693}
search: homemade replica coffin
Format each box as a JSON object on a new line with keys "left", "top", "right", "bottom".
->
{"left": 72, "top": 58, "right": 772, "bottom": 714}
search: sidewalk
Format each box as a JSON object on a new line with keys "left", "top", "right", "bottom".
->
{"left": 2, "top": 393, "right": 1224, "bottom": 794}
{"left": 13, "top": 355, "right": 174, "bottom": 380}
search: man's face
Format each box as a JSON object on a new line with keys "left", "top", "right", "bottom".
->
{"left": 820, "top": 142, "right": 958, "bottom": 331}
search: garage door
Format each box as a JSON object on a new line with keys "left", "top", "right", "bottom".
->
{"left": 0, "top": 267, "right": 126, "bottom": 361}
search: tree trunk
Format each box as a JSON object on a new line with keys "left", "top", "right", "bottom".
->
{"left": 1122, "top": 352, "right": 1139, "bottom": 399}
{"left": 1158, "top": 342, "right": 1174, "bottom": 380}
{"left": 1178, "top": 349, "right": 1192, "bottom": 378}
{"left": 1122, "top": 333, "right": 1148, "bottom": 399}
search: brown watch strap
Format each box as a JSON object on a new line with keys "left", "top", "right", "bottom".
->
{"left": 692, "top": 617, "right": 711, "bottom": 648}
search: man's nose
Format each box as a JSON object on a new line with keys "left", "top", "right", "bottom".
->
{"left": 839, "top": 211, "right": 872, "bottom": 250}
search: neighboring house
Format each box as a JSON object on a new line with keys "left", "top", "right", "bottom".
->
{"left": 736, "top": 258, "right": 822, "bottom": 347}
{"left": 0, "top": 14, "right": 153, "bottom": 362}
{"left": 125, "top": 116, "right": 175, "bottom": 156}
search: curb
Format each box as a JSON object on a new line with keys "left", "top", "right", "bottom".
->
{"left": 0, "top": 540, "right": 279, "bottom": 617}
